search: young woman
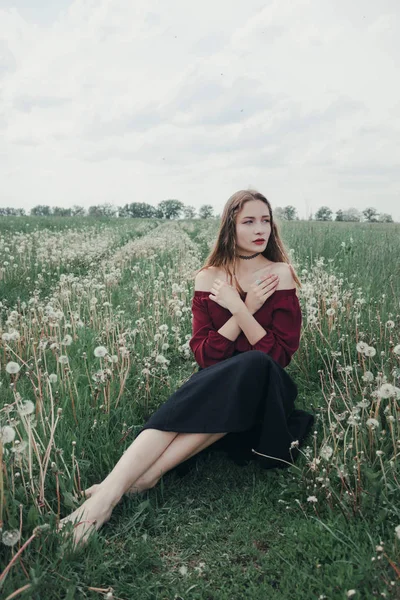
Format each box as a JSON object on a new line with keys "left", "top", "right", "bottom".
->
{"left": 60, "top": 189, "right": 314, "bottom": 547}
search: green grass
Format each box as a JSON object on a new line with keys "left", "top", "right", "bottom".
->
{"left": 0, "top": 217, "right": 399, "bottom": 599}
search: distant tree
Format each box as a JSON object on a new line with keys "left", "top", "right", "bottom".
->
{"left": 30, "top": 205, "right": 52, "bottom": 216}
{"left": 198, "top": 204, "right": 214, "bottom": 219}
{"left": 52, "top": 207, "right": 72, "bottom": 217}
{"left": 362, "top": 207, "right": 379, "bottom": 222}
{"left": 0, "top": 207, "right": 25, "bottom": 216}
{"left": 315, "top": 206, "right": 333, "bottom": 221}
{"left": 183, "top": 205, "right": 197, "bottom": 219}
{"left": 378, "top": 213, "right": 393, "bottom": 223}
{"left": 335, "top": 209, "right": 344, "bottom": 221}
{"left": 119, "top": 202, "right": 157, "bottom": 218}
{"left": 282, "top": 206, "right": 298, "bottom": 221}
{"left": 342, "top": 208, "right": 362, "bottom": 222}
{"left": 88, "top": 203, "right": 117, "bottom": 217}
{"left": 71, "top": 205, "right": 86, "bottom": 217}
{"left": 273, "top": 207, "right": 285, "bottom": 220}
{"left": 157, "top": 199, "right": 184, "bottom": 219}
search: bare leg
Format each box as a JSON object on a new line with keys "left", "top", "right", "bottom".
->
{"left": 85, "top": 431, "right": 226, "bottom": 497}
{"left": 126, "top": 431, "right": 226, "bottom": 495}
{"left": 59, "top": 429, "right": 227, "bottom": 547}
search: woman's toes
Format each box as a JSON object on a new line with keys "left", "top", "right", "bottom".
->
{"left": 58, "top": 495, "right": 113, "bottom": 549}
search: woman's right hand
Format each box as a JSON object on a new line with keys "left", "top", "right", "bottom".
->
{"left": 245, "top": 274, "right": 279, "bottom": 314}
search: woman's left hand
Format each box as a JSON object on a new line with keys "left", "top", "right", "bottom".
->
{"left": 209, "top": 279, "right": 243, "bottom": 312}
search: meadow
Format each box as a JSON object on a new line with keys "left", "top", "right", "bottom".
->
{"left": 0, "top": 216, "right": 399, "bottom": 600}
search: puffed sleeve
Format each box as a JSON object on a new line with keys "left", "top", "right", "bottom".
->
{"left": 189, "top": 294, "right": 236, "bottom": 369}
{"left": 234, "top": 291, "right": 302, "bottom": 368}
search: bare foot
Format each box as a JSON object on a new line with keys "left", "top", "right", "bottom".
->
{"left": 59, "top": 492, "right": 114, "bottom": 548}
{"left": 83, "top": 484, "right": 100, "bottom": 498}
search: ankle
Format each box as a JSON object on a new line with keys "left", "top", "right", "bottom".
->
{"left": 96, "top": 482, "right": 124, "bottom": 508}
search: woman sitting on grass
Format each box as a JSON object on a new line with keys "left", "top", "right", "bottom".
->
{"left": 60, "top": 188, "right": 314, "bottom": 547}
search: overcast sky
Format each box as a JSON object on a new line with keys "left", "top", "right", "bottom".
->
{"left": 1, "top": 0, "right": 399, "bottom": 220}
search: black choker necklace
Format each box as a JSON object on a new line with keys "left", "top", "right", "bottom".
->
{"left": 237, "top": 251, "right": 262, "bottom": 260}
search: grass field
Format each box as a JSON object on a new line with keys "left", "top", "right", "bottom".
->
{"left": 0, "top": 217, "right": 399, "bottom": 600}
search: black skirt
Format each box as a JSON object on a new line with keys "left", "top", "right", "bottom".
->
{"left": 138, "top": 350, "right": 314, "bottom": 472}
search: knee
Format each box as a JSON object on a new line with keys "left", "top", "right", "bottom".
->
{"left": 244, "top": 349, "right": 270, "bottom": 365}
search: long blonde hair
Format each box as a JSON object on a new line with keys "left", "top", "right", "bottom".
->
{"left": 195, "top": 189, "right": 301, "bottom": 295}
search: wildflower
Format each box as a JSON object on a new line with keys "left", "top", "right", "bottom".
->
{"left": 48, "top": 373, "right": 58, "bottom": 383}
{"left": 366, "top": 418, "right": 379, "bottom": 429}
{"left": 155, "top": 354, "right": 168, "bottom": 364}
{"left": 393, "top": 344, "right": 400, "bottom": 356}
{"left": 290, "top": 440, "right": 299, "bottom": 449}
{"left": 0, "top": 426, "right": 16, "bottom": 443}
{"left": 61, "top": 334, "right": 73, "bottom": 346}
{"left": 386, "top": 320, "right": 395, "bottom": 329}
{"left": 178, "top": 565, "right": 188, "bottom": 576}
{"left": 326, "top": 308, "right": 335, "bottom": 316}
{"left": 6, "top": 361, "right": 20, "bottom": 374}
{"left": 379, "top": 383, "right": 395, "bottom": 399}
{"left": 356, "top": 342, "right": 369, "bottom": 354}
{"left": 307, "top": 496, "right": 318, "bottom": 503}
{"left": 58, "top": 355, "right": 69, "bottom": 365}
{"left": 361, "top": 371, "right": 374, "bottom": 383}
{"left": 2, "top": 529, "right": 21, "bottom": 546}
{"left": 320, "top": 445, "right": 333, "bottom": 460}
{"left": 357, "top": 399, "right": 370, "bottom": 408}
{"left": 18, "top": 400, "right": 35, "bottom": 416}
{"left": 94, "top": 346, "right": 108, "bottom": 358}
{"left": 364, "top": 346, "right": 376, "bottom": 357}
{"left": 12, "top": 440, "right": 28, "bottom": 454}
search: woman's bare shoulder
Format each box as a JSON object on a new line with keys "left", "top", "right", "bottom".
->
{"left": 194, "top": 266, "right": 220, "bottom": 292}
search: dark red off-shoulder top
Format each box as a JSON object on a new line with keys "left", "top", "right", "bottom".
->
{"left": 189, "top": 288, "right": 302, "bottom": 370}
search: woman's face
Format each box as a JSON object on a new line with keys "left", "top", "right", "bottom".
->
{"left": 235, "top": 200, "right": 271, "bottom": 256}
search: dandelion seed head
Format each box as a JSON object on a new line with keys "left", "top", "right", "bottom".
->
{"left": 18, "top": 400, "right": 35, "bottom": 416}
{"left": 356, "top": 342, "right": 369, "bottom": 354}
{"left": 2, "top": 529, "right": 21, "bottom": 546}
{"left": 364, "top": 346, "right": 376, "bottom": 357}
{"left": 58, "top": 355, "right": 69, "bottom": 365}
{"left": 361, "top": 371, "right": 374, "bottom": 383}
{"left": 0, "top": 426, "right": 16, "bottom": 444}
{"left": 6, "top": 361, "right": 20, "bottom": 374}
{"left": 379, "top": 383, "right": 395, "bottom": 399}
{"left": 61, "top": 334, "right": 73, "bottom": 346}
{"left": 320, "top": 445, "right": 333, "bottom": 460}
{"left": 94, "top": 346, "right": 108, "bottom": 358}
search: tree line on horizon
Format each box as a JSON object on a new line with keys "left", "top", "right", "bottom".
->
{"left": 0, "top": 200, "right": 395, "bottom": 223}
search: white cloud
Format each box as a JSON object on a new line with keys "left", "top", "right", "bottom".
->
{"left": 0, "top": 0, "right": 399, "bottom": 219}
